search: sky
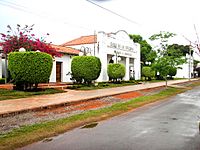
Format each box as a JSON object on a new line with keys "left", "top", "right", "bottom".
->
{"left": 1, "top": 0, "right": 200, "bottom": 54}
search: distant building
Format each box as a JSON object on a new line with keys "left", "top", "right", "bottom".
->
{"left": 175, "top": 53, "right": 194, "bottom": 79}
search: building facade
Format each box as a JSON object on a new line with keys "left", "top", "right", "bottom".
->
{"left": 0, "top": 30, "right": 141, "bottom": 83}
{"left": 49, "top": 45, "right": 80, "bottom": 83}
{"left": 175, "top": 54, "right": 194, "bottom": 79}
{"left": 62, "top": 30, "right": 141, "bottom": 82}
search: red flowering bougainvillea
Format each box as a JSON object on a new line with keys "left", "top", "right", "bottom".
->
{"left": 0, "top": 24, "right": 62, "bottom": 57}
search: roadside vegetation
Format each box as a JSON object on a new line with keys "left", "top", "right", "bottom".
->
{"left": 67, "top": 80, "right": 139, "bottom": 90}
{"left": 0, "top": 88, "right": 64, "bottom": 101}
{"left": 1, "top": 81, "right": 200, "bottom": 150}
{"left": 0, "top": 24, "right": 61, "bottom": 91}
{"left": 71, "top": 56, "right": 101, "bottom": 84}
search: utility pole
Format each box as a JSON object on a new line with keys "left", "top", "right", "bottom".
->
{"left": 188, "top": 48, "right": 191, "bottom": 81}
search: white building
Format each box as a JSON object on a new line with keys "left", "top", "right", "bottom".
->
{"left": 0, "top": 44, "right": 80, "bottom": 82}
{"left": 175, "top": 53, "right": 194, "bottom": 79}
{"left": 0, "top": 30, "right": 141, "bottom": 83}
{"left": 49, "top": 45, "right": 80, "bottom": 83}
{"left": 61, "top": 30, "right": 141, "bottom": 82}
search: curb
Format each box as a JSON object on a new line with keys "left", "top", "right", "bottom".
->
{"left": 0, "top": 85, "right": 165, "bottom": 118}
{"left": 0, "top": 79, "right": 199, "bottom": 118}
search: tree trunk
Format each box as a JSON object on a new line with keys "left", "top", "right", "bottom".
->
{"left": 35, "top": 83, "right": 38, "bottom": 89}
{"left": 165, "top": 77, "right": 168, "bottom": 88}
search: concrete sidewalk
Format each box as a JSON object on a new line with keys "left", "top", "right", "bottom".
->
{"left": 0, "top": 79, "right": 197, "bottom": 116}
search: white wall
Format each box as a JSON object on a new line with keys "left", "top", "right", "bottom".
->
{"left": 176, "top": 63, "right": 189, "bottom": 78}
{"left": 175, "top": 54, "right": 194, "bottom": 79}
{"left": 49, "top": 55, "right": 73, "bottom": 83}
{"left": 70, "top": 44, "right": 96, "bottom": 56}
{"left": 96, "top": 31, "right": 141, "bottom": 82}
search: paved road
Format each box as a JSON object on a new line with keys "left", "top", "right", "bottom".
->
{"left": 21, "top": 86, "right": 200, "bottom": 150}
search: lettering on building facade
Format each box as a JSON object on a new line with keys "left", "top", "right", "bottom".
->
{"left": 107, "top": 42, "right": 136, "bottom": 53}
{"left": 107, "top": 42, "right": 136, "bottom": 57}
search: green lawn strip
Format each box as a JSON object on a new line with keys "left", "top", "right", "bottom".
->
{"left": 0, "top": 88, "right": 64, "bottom": 101}
{"left": 186, "top": 80, "right": 200, "bottom": 87}
{"left": 0, "top": 87, "right": 186, "bottom": 150}
{"left": 68, "top": 79, "right": 189, "bottom": 90}
{"left": 68, "top": 81, "right": 139, "bottom": 90}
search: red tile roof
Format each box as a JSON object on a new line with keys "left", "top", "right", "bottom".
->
{"left": 51, "top": 45, "right": 80, "bottom": 55}
{"left": 61, "top": 35, "right": 97, "bottom": 46}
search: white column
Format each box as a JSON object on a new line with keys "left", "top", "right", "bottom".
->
{"left": 97, "top": 53, "right": 108, "bottom": 82}
{"left": 0, "top": 55, "right": 2, "bottom": 78}
{"left": 125, "top": 57, "right": 129, "bottom": 81}
{"left": 96, "top": 32, "right": 109, "bottom": 82}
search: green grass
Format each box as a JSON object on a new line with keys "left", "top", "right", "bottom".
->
{"left": 186, "top": 80, "right": 200, "bottom": 87}
{"left": 68, "top": 78, "right": 189, "bottom": 90}
{"left": 0, "top": 87, "right": 187, "bottom": 150}
{"left": 67, "top": 80, "right": 139, "bottom": 90}
{"left": 0, "top": 88, "right": 65, "bottom": 101}
{"left": 142, "top": 78, "right": 187, "bottom": 83}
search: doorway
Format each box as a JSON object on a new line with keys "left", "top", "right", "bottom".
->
{"left": 56, "top": 62, "right": 62, "bottom": 82}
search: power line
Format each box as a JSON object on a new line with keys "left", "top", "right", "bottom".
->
{"left": 194, "top": 24, "right": 200, "bottom": 44}
{"left": 1, "top": 0, "right": 141, "bottom": 32}
{"left": 85, "top": 0, "right": 141, "bottom": 26}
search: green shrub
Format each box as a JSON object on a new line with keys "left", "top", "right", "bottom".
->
{"left": 142, "top": 66, "right": 155, "bottom": 80}
{"left": 8, "top": 51, "right": 53, "bottom": 90}
{"left": 0, "top": 78, "right": 5, "bottom": 84}
{"left": 168, "top": 67, "right": 177, "bottom": 78}
{"left": 71, "top": 56, "right": 101, "bottom": 84}
{"left": 107, "top": 63, "right": 125, "bottom": 82}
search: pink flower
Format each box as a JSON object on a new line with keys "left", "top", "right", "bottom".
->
{"left": 0, "top": 33, "right": 6, "bottom": 37}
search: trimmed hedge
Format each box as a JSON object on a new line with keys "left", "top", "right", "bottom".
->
{"left": 142, "top": 66, "right": 155, "bottom": 80}
{"left": 107, "top": 63, "right": 125, "bottom": 81}
{"left": 71, "top": 56, "right": 101, "bottom": 84}
{"left": 8, "top": 51, "right": 53, "bottom": 90}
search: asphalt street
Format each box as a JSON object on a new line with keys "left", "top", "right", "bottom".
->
{"left": 21, "top": 86, "right": 200, "bottom": 150}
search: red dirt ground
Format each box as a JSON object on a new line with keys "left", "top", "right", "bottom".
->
{"left": 113, "top": 91, "right": 143, "bottom": 99}
{"left": 34, "top": 88, "right": 160, "bottom": 117}
{"left": 34, "top": 100, "right": 111, "bottom": 117}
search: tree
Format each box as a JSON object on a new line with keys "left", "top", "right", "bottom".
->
{"left": 0, "top": 24, "right": 61, "bottom": 57}
{"left": 150, "top": 31, "right": 185, "bottom": 87}
{"left": 168, "top": 67, "right": 177, "bottom": 79}
{"left": 129, "top": 34, "right": 157, "bottom": 66}
{"left": 152, "top": 56, "right": 172, "bottom": 83}
{"left": 167, "top": 44, "right": 192, "bottom": 58}
{"left": 142, "top": 66, "right": 155, "bottom": 81}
